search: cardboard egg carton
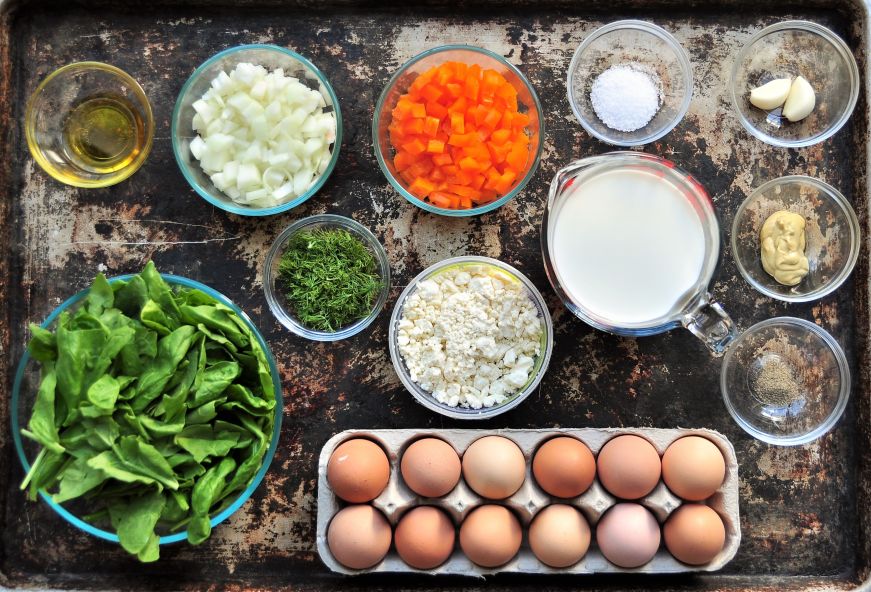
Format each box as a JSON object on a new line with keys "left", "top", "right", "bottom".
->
{"left": 316, "top": 428, "right": 740, "bottom": 576}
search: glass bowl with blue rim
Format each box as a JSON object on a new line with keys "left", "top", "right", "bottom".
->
{"left": 373, "top": 45, "right": 544, "bottom": 216}
{"left": 172, "top": 44, "right": 342, "bottom": 216}
{"left": 11, "top": 270, "right": 282, "bottom": 553}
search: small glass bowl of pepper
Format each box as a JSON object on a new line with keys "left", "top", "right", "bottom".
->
{"left": 720, "top": 316, "right": 850, "bottom": 446}
{"left": 263, "top": 214, "right": 391, "bottom": 341}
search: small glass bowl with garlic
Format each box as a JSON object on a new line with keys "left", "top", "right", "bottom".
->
{"left": 731, "top": 175, "right": 860, "bottom": 303}
{"left": 388, "top": 256, "right": 554, "bottom": 420}
{"left": 729, "top": 20, "right": 859, "bottom": 148}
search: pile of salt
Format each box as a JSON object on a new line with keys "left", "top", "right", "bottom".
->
{"left": 590, "top": 64, "right": 662, "bottom": 133}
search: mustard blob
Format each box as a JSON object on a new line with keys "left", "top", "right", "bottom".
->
{"left": 760, "top": 210, "right": 809, "bottom": 286}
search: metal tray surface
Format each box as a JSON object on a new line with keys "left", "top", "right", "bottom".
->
{"left": 0, "top": 0, "right": 868, "bottom": 590}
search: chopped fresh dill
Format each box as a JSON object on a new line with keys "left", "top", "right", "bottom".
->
{"left": 277, "top": 228, "right": 382, "bottom": 332}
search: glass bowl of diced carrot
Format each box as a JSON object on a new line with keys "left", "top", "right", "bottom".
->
{"left": 373, "top": 45, "right": 544, "bottom": 216}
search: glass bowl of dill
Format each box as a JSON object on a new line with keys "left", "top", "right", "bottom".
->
{"left": 263, "top": 214, "right": 391, "bottom": 341}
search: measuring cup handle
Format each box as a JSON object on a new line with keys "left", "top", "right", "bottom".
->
{"left": 682, "top": 295, "right": 738, "bottom": 356}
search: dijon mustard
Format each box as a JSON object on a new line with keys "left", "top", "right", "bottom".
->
{"left": 760, "top": 210, "right": 810, "bottom": 286}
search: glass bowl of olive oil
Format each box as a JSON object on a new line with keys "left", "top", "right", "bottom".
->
{"left": 25, "top": 62, "right": 154, "bottom": 188}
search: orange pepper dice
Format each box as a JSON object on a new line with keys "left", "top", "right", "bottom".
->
{"left": 388, "top": 61, "right": 533, "bottom": 211}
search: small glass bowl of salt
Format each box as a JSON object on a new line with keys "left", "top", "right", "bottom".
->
{"left": 567, "top": 20, "right": 693, "bottom": 146}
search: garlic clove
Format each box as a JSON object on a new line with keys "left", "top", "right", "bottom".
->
{"left": 749, "top": 78, "right": 792, "bottom": 110}
{"left": 782, "top": 76, "right": 816, "bottom": 122}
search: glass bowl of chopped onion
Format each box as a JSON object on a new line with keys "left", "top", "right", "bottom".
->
{"left": 729, "top": 21, "right": 859, "bottom": 148}
{"left": 567, "top": 20, "right": 693, "bottom": 146}
{"left": 172, "top": 44, "right": 342, "bottom": 216}
{"left": 388, "top": 256, "right": 554, "bottom": 420}
{"left": 263, "top": 214, "right": 391, "bottom": 341}
{"left": 373, "top": 45, "right": 544, "bottom": 216}
{"left": 720, "top": 317, "right": 850, "bottom": 446}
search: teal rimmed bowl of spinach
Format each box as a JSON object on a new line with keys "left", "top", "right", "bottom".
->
{"left": 263, "top": 214, "right": 391, "bottom": 341}
{"left": 12, "top": 261, "right": 282, "bottom": 561}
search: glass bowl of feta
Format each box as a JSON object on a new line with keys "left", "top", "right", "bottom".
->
{"left": 388, "top": 256, "right": 554, "bottom": 420}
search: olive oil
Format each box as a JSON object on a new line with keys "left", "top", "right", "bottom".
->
{"left": 62, "top": 95, "right": 146, "bottom": 175}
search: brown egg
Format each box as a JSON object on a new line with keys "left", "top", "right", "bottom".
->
{"left": 532, "top": 437, "right": 596, "bottom": 498}
{"left": 664, "top": 504, "right": 726, "bottom": 565}
{"left": 459, "top": 505, "right": 522, "bottom": 567}
{"left": 596, "top": 434, "right": 661, "bottom": 499}
{"left": 401, "top": 438, "right": 462, "bottom": 497}
{"left": 662, "top": 436, "right": 726, "bottom": 501}
{"left": 395, "top": 506, "right": 456, "bottom": 569}
{"left": 528, "top": 504, "right": 591, "bottom": 567}
{"left": 327, "top": 505, "right": 392, "bottom": 569}
{"left": 327, "top": 439, "right": 390, "bottom": 503}
{"left": 462, "top": 436, "right": 526, "bottom": 499}
{"left": 596, "top": 503, "right": 661, "bottom": 568}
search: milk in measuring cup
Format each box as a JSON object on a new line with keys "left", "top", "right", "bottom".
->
{"left": 550, "top": 167, "right": 706, "bottom": 325}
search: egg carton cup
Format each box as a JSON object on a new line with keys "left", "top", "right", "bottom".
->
{"left": 316, "top": 428, "right": 740, "bottom": 576}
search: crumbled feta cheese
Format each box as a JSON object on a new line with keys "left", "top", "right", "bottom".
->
{"left": 396, "top": 265, "right": 544, "bottom": 409}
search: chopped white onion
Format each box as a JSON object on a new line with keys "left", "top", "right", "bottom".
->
{"left": 190, "top": 62, "right": 336, "bottom": 208}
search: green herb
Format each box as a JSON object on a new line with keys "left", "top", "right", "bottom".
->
{"left": 277, "top": 228, "right": 382, "bottom": 332}
{"left": 20, "top": 261, "right": 276, "bottom": 562}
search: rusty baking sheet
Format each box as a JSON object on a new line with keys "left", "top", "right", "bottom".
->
{"left": 0, "top": 0, "right": 869, "bottom": 590}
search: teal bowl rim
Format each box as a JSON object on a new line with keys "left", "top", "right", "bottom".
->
{"left": 171, "top": 44, "right": 343, "bottom": 217}
{"left": 372, "top": 44, "right": 545, "bottom": 217}
{"left": 11, "top": 273, "right": 283, "bottom": 545}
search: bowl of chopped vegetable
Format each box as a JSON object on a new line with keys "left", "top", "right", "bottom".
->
{"left": 172, "top": 44, "right": 342, "bottom": 216}
{"left": 12, "top": 262, "right": 282, "bottom": 561}
{"left": 373, "top": 45, "right": 544, "bottom": 216}
{"left": 263, "top": 214, "right": 391, "bottom": 341}
{"left": 567, "top": 20, "right": 693, "bottom": 146}
{"left": 388, "top": 256, "right": 553, "bottom": 420}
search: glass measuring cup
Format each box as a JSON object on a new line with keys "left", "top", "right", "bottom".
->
{"left": 541, "top": 152, "right": 737, "bottom": 355}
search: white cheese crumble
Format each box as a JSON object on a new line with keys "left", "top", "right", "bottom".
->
{"left": 397, "top": 264, "right": 544, "bottom": 409}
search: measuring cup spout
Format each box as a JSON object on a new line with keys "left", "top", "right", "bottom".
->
{"left": 682, "top": 294, "right": 738, "bottom": 356}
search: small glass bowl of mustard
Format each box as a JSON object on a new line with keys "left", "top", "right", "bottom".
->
{"left": 25, "top": 62, "right": 154, "bottom": 188}
{"left": 731, "top": 175, "right": 860, "bottom": 303}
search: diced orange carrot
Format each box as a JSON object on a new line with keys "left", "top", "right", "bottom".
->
{"left": 426, "top": 101, "right": 448, "bottom": 119}
{"left": 421, "top": 84, "right": 443, "bottom": 103}
{"left": 423, "top": 116, "right": 441, "bottom": 137}
{"left": 459, "top": 196, "right": 472, "bottom": 209}
{"left": 446, "top": 83, "right": 464, "bottom": 98}
{"left": 490, "top": 128, "right": 511, "bottom": 145}
{"left": 512, "top": 112, "right": 530, "bottom": 128}
{"left": 454, "top": 62, "right": 468, "bottom": 80}
{"left": 403, "top": 139, "right": 427, "bottom": 156}
{"left": 448, "top": 96, "right": 468, "bottom": 114}
{"left": 432, "top": 153, "right": 453, "bottom": 166}
{"left": 505, "top": 143, "right": 528, "bottom": 170}
{"left": 458, "top": 156, "right": 485, "bottom": 172}
{"left": 393, "top": 151, "right": 417, "bottom": 171}
{"left": 430, "top": 192, "right": 452, "bottom": 208}
{"left": 483, "top": 108, "right": 502, "bottom": 128}
{"left": 463, "top": 144, "right": 490, "bottom": 162}
{"left": 426, "top": 139, "right": 445, "bottom": 153}
{"left": 409, "top": 102, "right": 426, "bottom": 118}
{"left": 409, "top": 177, "right": 437, "bottom": 197}
{"left": 450, "top": 112, "right": 465, "bottom": 134}
{"left": 403, "top": 118, "right": 424, "bottom": 134}
{"left": 448, "top": 133, "right": 476, "bottom": 147}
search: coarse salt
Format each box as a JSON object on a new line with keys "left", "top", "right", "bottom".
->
{"left": 590, "top": 64, "right": 662, "bottom": 133}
